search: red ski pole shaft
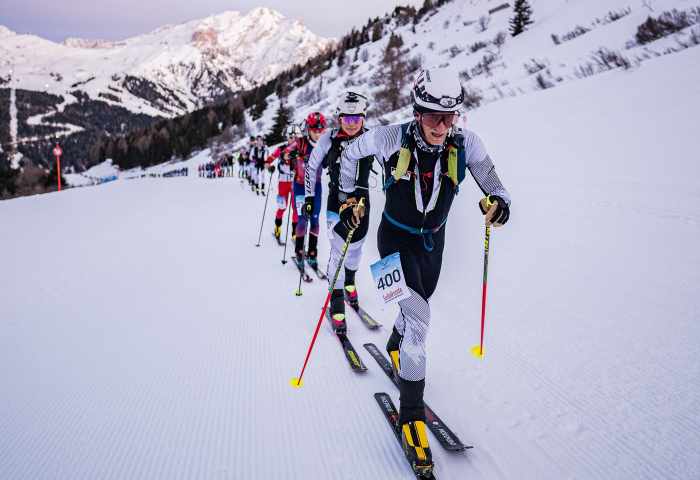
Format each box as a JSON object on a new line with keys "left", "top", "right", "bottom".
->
{"left": 294, "top": 292, "right": 332, "bottom": 386}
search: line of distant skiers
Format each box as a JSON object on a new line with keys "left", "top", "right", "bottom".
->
{"left": 198, "top": 155, "right": 236, "bottom": 178}
{"left": 236, "top": 135, "right": 270, "bottom": 195}
{"left": 162, "top": 167, "right": 189, "bottom": 177}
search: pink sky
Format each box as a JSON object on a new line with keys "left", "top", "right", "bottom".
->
{"left": 2, "top": 0, "right": 422, "bottom": 41}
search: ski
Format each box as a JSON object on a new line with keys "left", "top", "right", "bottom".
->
{"left": 291, "top": 256, "right": 313, "bottom": 283}
{"left": 374, "top": 392, "right": 437, "bottom": 479}
{"left": 336, "top": 333, "right": 368, "bottom": 372}
{"left": 325, "top": 309, "right": 367, "bottom": 372}
{"left": 273, "top": 233, "right": 285, "bottom": 246}
{"left": 306, "top": 260, "right": 328, "bottom": 280}
{"left": 364, "top": 343, "right": 470, "bottom": 452}
{"left": 346, "top": 302, "right": 381, "bottom": 329}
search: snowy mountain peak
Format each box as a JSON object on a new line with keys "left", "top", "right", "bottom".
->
{"left": 248, "top": 6, "right": 285, "bottom": 22}
{"left": 0, "top": 9, "right": 332, "bottom": 117}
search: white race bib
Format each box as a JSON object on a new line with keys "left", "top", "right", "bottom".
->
{"left": 370, "top": 252, "right": 410, "bottom": 305}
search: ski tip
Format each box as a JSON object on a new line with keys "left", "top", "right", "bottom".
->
{"left": 289, "top": 377, "right": 304, "bottom": 388}
{"left": 470, "top": 345, "right": 485, "bottom": 359}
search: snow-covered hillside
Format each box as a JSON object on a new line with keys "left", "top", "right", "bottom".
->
{"left": 0, "top": 7, "right": 333, "bottom": 117}
{"left": 1, "top": 37, "right": 699, "bottom": 479}
{"left": 247, "top": 0, "right": 700, "bottom": 133}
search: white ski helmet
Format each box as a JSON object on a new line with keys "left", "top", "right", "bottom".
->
{"left": 336, "top": 90, "right": 369, "bottom": 116}
{"left": 412, "top": 68, "right": 464, "bottom": 113}
{"left": 285, "top": 124, "right": 302, "bottom": 138}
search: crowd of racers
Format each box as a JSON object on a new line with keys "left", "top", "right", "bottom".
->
{"left": 195, "top": 70, "right": 512, "bottom": 477}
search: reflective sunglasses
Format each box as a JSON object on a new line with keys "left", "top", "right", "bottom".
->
{"left": 340, "top": 115, "right": 364, "bottom": 126}
{"left": 420, "top": 112, "right": 459, "bottom": 128}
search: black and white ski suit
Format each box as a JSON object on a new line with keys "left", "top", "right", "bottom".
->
{"left": 339, "top": 122, "right": 511, "bottom": 385}
{"left": 305, "top": 128, "right": 374, "bottom": 285}
{"left": 250, "top": 145, "right": 268, "bottom": 187}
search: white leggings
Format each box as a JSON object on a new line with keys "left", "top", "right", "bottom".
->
{"left": 325, "top": 214, "right": 365, "bottom": 286}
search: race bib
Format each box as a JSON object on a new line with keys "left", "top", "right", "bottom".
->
{"left": 370, "top": 252, "right": 410, "bottom": 305}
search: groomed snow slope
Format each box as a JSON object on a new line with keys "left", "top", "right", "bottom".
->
{"left": 1, "top": 46, "right": 699, "bottom": 479}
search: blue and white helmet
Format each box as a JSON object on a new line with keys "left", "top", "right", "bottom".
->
{"left": 336, "top": 90, "right": 369, "bottom": 116}
{"left": 412, "top": 68, "right": 464, "bottom": 113}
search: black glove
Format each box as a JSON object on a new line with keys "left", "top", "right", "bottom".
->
{"left": 478, "top": 195, "right": 510, "bottom": 226}
{"left": 303, "top": 196, "right": 315, "bottom": 218}
{"left": 267, "top": 164, "right": 275, "bottom": 174}
{"left": 338, "top": 197, "right": 366, "bottom": 230}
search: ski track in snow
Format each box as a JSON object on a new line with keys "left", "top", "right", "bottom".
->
{"left": 2, "top": 41, "right": 700, "bottom": 480}
{"left": 22, "top": 93, "right": 84, "bottom": 144}
{"left": 8, "top": 87, "right": 22, "bottom": 168}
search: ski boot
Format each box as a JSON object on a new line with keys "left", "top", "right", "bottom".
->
{"left": 291, "top": 222, "right": 298, "bottom": 242}
{"left": 306, "top": 234, "right": 319, "bottom": 268}
{"left": 400, "top": 420, "right": 433, "bottom": 478}
{"left": 294, "top": 253, "right": 305, "bottom": 271}
{"left": 399, "top": 378, "right": 431, "bottom": 477}
{"left": 330, "top": 289, "right": 346, "bottom": 334}
{"left": 274, "top": 218, "right": 282, "bottom": 240}
{"left": 294, "top": 235, "right": 306, "bottom": 269}
{"left": 344, "top": 268, "right": 359, "bottom": 308}
{"left": 386, "top": 327, "right": 403, "bottom": 379}
{"left": 344, "top": 285, "right": 359, "bottom": 309}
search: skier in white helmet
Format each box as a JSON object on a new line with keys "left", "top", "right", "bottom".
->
{"left": 337, "top": 68, "right": 512, "bottom": 477}
{"left": 304, "top": 90, "right": 374, "bottom": 333}
{"left": 265, "top": 124, "right": 303, "bottom": 241}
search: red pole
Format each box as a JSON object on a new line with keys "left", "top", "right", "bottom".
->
{"left": 56, "top": 154, "right": 61, "bottom": 191}
{"left": 293, "top": 292, "right": 332, "bottom": 387}
{"left": 53, "top": 144, "right": 63, "bottom": 192}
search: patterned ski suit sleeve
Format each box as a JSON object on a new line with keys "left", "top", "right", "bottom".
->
{"left": 463, "top": 130, "right": 511, "bottom": 205}
{"left": 339, "top": 125, "right": 402, "bottom": 194}
{"left": 304, "top": 131, "right": 333, "bottom": 197}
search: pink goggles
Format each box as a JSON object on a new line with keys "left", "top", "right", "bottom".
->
{"left": 340, "top": 115, "right": 364, "bottom": 125}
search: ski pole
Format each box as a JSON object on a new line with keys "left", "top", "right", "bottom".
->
{"left": 294, "top": 227, "right": 307, "bottom": 297}
{"left": 281, "top": 190, "right": 293, "bottom": 265}
{"left": 472, "top": 200, "right": 493, "bottom": 359}
{"left": 255, "top": 169, "right": 276, "bottom": 247}
{"left": 291, "top": 198, "right": 364, "bottom": 388}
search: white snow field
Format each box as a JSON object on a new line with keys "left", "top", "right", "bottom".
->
{"left": 2, "top": 46, "right": 700, "bottom": 480}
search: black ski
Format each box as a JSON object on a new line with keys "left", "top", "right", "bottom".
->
{"left": 364, "top": 343, "right": 470, "bottom": 452}
{"left": 291, "top": 256, "right": 313, "bottom": 283}
{"left": 326, "top": 309, "right": 367, "bottom": 372}
{"left": 306, "top": 260, "right": 328, "bottom": 280}
{"left": 374, "top": 392, "right": 437, "bottom": 479}
{"left": 346, "top": 302, "right": 381, "bottom": 329}
{"left": 337, "top": 333, "right": 367, "bottom": 372}
{"left": 273, "top": 233, "right": 285, "bottom": 246}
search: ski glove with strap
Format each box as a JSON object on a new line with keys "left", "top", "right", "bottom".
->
{"left": 479, "top": 195, "right": 510, "bottom": 226}
{"left": 303, "top": 196, "right": 315, "bottom": 218}
{"left": 267, "top": 164, "right": 275, "bottom": 174}
{"left": 338, "top": 197, "right": 366, "bottom": 231}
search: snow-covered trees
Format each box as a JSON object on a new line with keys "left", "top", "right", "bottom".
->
{"left": 510, "top": 0, "right": 534, "bottom": 37}
{"left": 373, "top": 33, "right": 411, "bottom": 112}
